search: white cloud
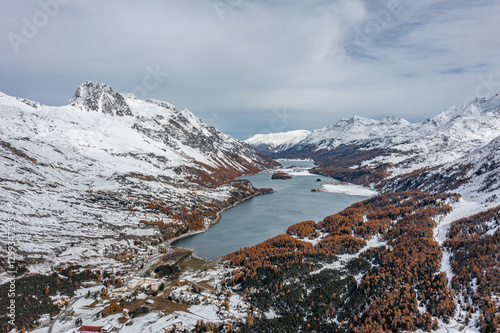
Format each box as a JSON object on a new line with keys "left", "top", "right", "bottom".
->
{"left": 0, "top": 0, "right": 500, "bottom": 139}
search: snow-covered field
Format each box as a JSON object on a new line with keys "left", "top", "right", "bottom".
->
{"left": 320, "top": 182, "right": 378, "bottom": 197}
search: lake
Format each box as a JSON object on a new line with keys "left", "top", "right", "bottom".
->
{"left": 173, "top": 160, "right": 370, "bottom": 260}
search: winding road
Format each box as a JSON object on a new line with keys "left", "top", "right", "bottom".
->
{"left": 47, "top": 296, "right": 82, "bottom": 333}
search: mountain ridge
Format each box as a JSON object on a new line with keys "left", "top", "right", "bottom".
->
{"left": 0, "top": 81, "right": 276, "bottom": 278}
{"left": 246, "top": 93, "right": 500, "bottom": 201}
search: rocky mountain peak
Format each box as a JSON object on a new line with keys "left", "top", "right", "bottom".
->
{"left": 335, "top": 116, "right": 377, "bottom": 127}
{"left": 381, "top": 116, "right": 409, "bottom": 125}
{"left": 69, "top": 80, "right": 132, "bottom": 116}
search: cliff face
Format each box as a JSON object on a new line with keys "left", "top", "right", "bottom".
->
{"left": 70, "top": 80, "right": 133, "bottom": 116}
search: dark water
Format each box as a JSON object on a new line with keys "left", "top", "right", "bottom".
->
{"left": 173, "top": 160, "right": 369, "bottom": 260}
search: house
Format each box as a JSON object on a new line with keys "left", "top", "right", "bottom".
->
{"left": 76, "top": 326, "right": 103, "bottom": 332}
{"left": 127, "top": 279, "right": 139, "bottom": 290}
{"left": 165, "top": 322, "right": 185, "bottom": 332}
{"left": 127, "top": 277, "right": 160, "bottom": 291}
{"left": 150, "top": 281, "right": 162, "bottom": 292}
{"left": 111, "top": 287, "right": 127, "bottom": 293}
{"left": 53, "top": 297, "right": 69, "bottom": 307}
{"left": 38, "top": 314, "right": 51, "bottom": 326}
{"left": 101, "top": 323, "right": 114, "bottom": 332}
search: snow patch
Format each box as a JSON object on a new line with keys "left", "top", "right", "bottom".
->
{"left": 320, "top": 182, "right": 378, "bottom": 197}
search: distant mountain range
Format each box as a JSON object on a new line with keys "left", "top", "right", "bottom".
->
{"left": 244, "top": 129, "right": 311, "bottom": 154}
{"left": 0, "top": 81, "right": 275, "bottom": 276}
{"left": 246, "top": 95, "right": 500, "bottom": 202}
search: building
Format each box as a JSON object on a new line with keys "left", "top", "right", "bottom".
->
{"left": 165, "top": 322, "right": 185, "bottom": 332}
{"left": 101, "top": 323, "right": 114, "bottom": 332}
{"left": 127, "top": 277, "right": 160, "bottom": 291}
{"left": 53, "top": 297, "right": 69, "bottom": 307}
{"left": 111, "top": 286, "right": 128, "bottom": 293}
{"left": 150, "top": 281, "right": 162, "bottom": 292}
{"left": 76, "top": 326, "right": 103, "bottom": 332}
{"left": 38, "top": 314, "right": 51, "bottom": 326}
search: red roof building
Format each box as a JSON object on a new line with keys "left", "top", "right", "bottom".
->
{"left": 77, "top": 326, "right": 103, "bottom": 332}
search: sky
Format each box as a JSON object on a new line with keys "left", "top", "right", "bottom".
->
{"left": 1, "top": 0, "right": 500, "bottom": 140}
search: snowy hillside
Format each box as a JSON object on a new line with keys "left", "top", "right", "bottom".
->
{"left": 0, "top": 81, "right": 275, "bottom": 276}
{"left": 245, "top": 129, "right": 311, "bottom": 153}
{"left": 299, "top": 116, "right": 411, "bottom": 150}
{"left": 270, "top": 95, "right": 500, "bottom": 197}
{"left": 384, "top": 133, "right": 500, "bottom": 203}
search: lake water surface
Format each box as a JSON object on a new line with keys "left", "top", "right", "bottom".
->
{"left": 173, "top": 160, "right": 370, "bottom": 260}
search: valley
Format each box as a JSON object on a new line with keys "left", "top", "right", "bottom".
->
{"left": 172, "top": 160, "right": 370, "bottom": 260}
{"left": 0, "top": 81, "right": 276, "bottom": 285}
{"left": 1, "top": 84, "right": 500, "bottom": 333}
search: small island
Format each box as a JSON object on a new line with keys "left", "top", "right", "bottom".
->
{"left": 271, "top": 172, "right": 292, "bottom": 180}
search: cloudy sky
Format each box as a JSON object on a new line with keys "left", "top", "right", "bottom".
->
{"left": 1, "top": 0, "right": 500, "bottom": 140}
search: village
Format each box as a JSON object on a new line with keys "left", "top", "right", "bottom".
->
{"left": 23, "top": 240, "right": 254, "bottom": 333}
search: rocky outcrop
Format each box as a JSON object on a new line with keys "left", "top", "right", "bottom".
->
{"left": 70, "top": 80, "right": 132, "bottom": 116}
{"left": 272, "top": 172, "right": 292, "bottom": 180}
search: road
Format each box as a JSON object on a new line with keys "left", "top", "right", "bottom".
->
{"left": 136, "top": 191, "right": 262, "bottom": 278}
{"left": 137, "top": 224, "right": 214, "bottom": 277}
{"left": 138, "top": 251, "right": 169, "bottom": 277}
{"left": 47, "top": 296, "right": 82, "bottom": 333}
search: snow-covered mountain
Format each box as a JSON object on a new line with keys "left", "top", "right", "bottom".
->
{"left": 265, "top": 95, "right": 500, "bottom": 198}
{"left": 297, "top": 116, "right": 411, "bottom": 150}
{"left": 384, "top": 133, "right": 500, "bottom": 202}
{"left": 0, "top": 81, "right": 275, "bottom": 276}
{"left": 245, "top": 129, "right": 311, "bottom": 154}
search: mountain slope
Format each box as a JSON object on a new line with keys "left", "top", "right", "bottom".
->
{"left": 384, "top": 133, "right": 500, "bottom": 202}
{"left": 268, "top": 95, "right": 500, "bottom": 198}
{"left": 0, "top": 81, "right": 276, "bottom": 277}
{"left": 296, "top": 116, "right": 411, "bottom": 150}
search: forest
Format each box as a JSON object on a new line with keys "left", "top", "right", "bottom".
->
{"left": 0, "top": 265, "right": 100, "bottom": 332}
{"left": 443, "top": 207, "right": 500, "bottom": 332}
{"left": 223, "top": 191, "right": 461, "bottom": 332}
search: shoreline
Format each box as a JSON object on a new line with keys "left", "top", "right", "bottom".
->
{"left": 170, "top": 190, "right": 266, "bottom": 256}
{"left": 275, "top": 158, "right": 314, "bottom": 162}
{"left": 141, "top": 189, "right": 271, "bottom": 272}
{"left": 173, "top": 163, "right": 321, "bottom": 261}
{"left": 141, "top": 160, "right": 315, "bottom": 269}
